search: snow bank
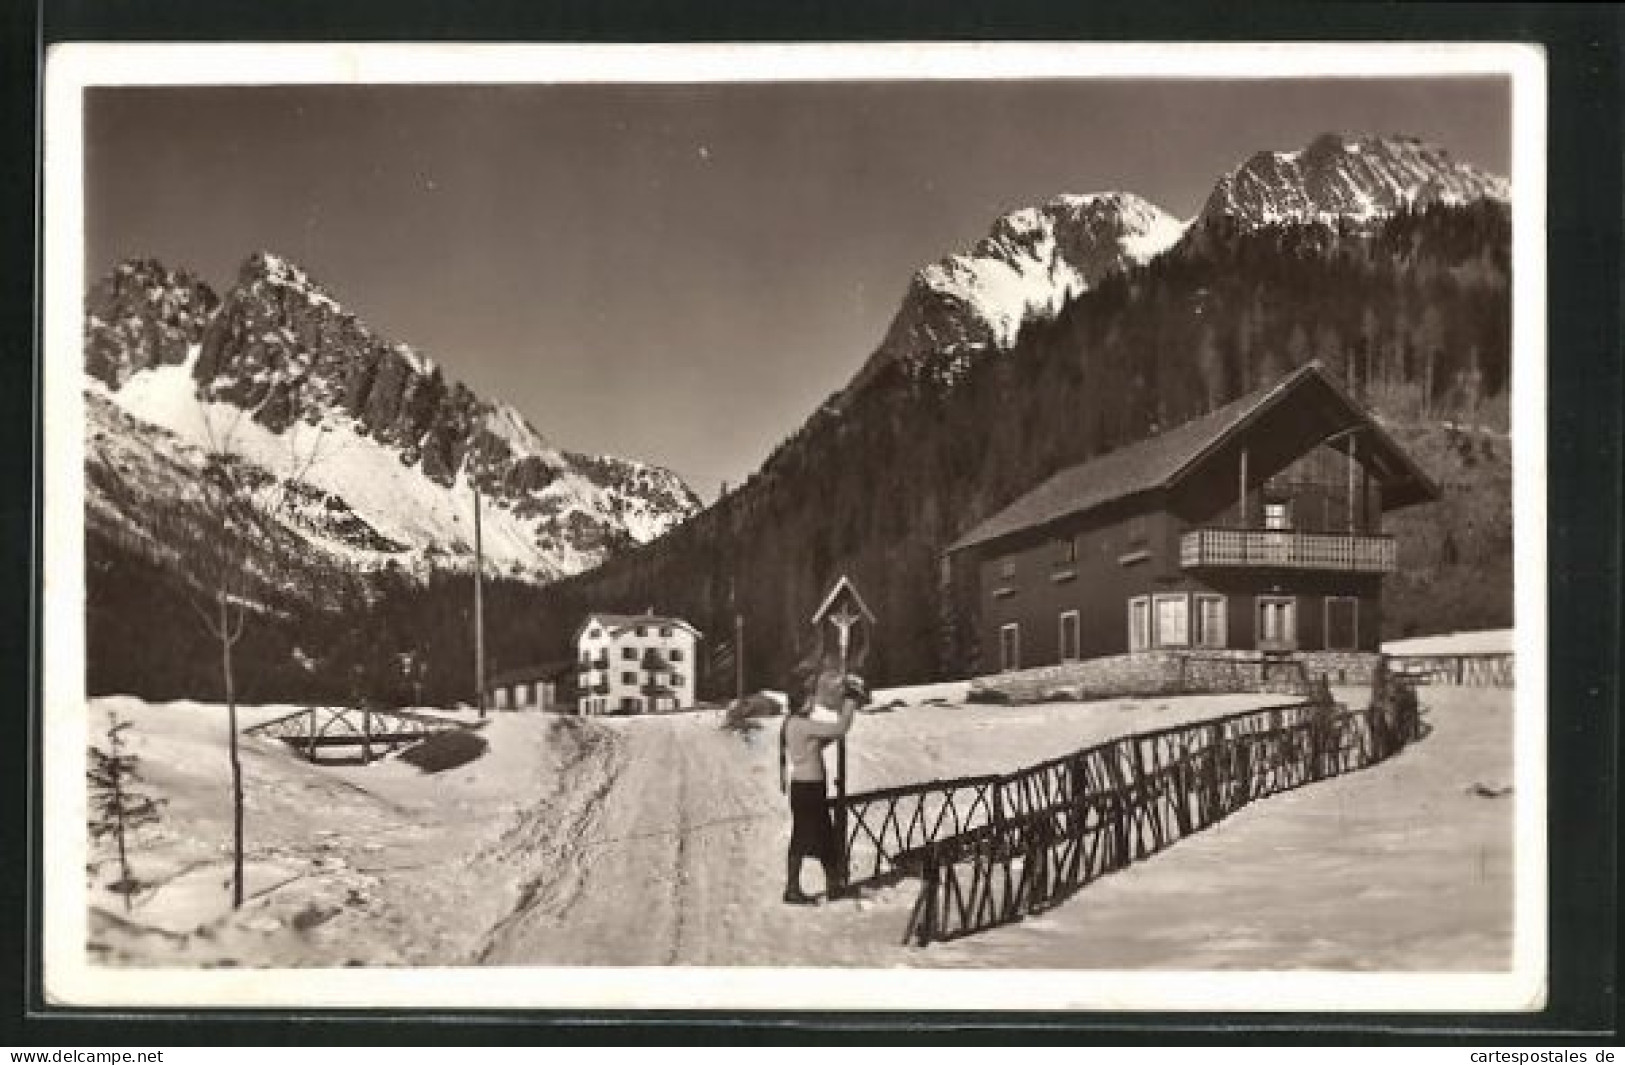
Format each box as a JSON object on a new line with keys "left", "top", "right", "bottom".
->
{"left": 1384, "top": 629, "right": 1514, "bottom": 656}
{"left": 869, "top": 680, "right": 971, "bottom": 707}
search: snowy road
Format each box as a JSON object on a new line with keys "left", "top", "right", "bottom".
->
{"left": 474, "top": 712, "right": 919, "bottom": 967}
{"left": 477, "top": 716, "right": 780, "bottom": 965}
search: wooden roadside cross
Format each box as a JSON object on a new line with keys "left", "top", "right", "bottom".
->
{"left": 811, "top": 574, "right": 876, "bottom": 887}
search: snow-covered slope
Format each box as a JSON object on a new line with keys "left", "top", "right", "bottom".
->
{"left": 84, "top": 253, "right": 701, "bottom": 583}
{"left": 856, "top": 192, "right": 1186, "bottom": 390}
{"left": 1199, "top": 132, "right": 1510, "bottom": 231}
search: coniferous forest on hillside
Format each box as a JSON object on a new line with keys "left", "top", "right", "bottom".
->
{"left": 86, "top": 202, "right": 1513, "bottom": 705}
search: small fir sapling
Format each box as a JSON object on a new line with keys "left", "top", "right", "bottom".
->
{"left": 87, "top": 714, "right": 165, "bottom": 909}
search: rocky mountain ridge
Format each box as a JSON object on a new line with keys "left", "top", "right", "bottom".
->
{"left": 855, "top": 133, "right": 1507, "bottom": 394}
{"left": 84, "top": 252, "right": 701, "bottom": 583}
{"left": 1198, "top": 132, "right": 1510, "bottom": 230}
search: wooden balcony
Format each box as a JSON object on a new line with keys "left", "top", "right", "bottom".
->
{"left": 1180, "top": 527, "right": 1396, "bottom": 573}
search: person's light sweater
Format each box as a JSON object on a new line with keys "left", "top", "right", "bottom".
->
{"left": 783, "top": 700, "right": 856, "bottom": 782}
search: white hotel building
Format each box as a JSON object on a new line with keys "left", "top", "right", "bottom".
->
{"left": 575, "top": 611, "right": 701, "bottom": 715}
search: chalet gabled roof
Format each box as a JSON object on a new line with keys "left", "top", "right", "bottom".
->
{"left": 574, "top": 612, "right": 702, "bottom": 644}
{"left": 945, "top": 363, "right": 1438, "bottom": 555}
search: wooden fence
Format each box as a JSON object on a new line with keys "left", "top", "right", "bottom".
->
{"left": 833, "top": 676, "right": 1424, "bottom": 946}
{"left": 1388, "top": 652, "right": 1513, "bottom": 687}
{"left": 838, "top": 774, "right": 1000, "bottom": 888}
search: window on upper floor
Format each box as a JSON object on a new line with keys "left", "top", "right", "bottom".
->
{"left": 622, "top": 647, "right": 637, "bottom": 660}
{"left": 661, "top": 625, "right": 673, "bottom": 637}
{"left": 998, "top": 558, "right": 1016, "bottom": 581}
{"left": 622, "top": 671, "right": 637, "bottom": 685}
{"left": 670, "top": 648, "right": 684, "bottom": 661}
{"left": 1264, "top": 501, "right": 1292, "bottom": 530}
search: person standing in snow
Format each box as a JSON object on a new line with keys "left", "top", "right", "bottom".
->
{"left": 779, "top": 653, "right": 866, "bottom": 905}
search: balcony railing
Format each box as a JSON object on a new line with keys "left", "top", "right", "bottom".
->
{"left": 1180, "top": 527, "right": 1396, "bottom": 573}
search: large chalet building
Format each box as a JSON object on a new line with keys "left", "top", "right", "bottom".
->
{"left": 946, "top": 364, "right": 1438, "bottom": 673}
{"left": 575, "top": 611, "right": 701, "bottom": 715}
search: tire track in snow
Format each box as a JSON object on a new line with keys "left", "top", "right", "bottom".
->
{"left": 663, "top": 726, "right": 695, "bottom": 965}
{"left": 473, "top": 718, "right": 625, "bottom": 963}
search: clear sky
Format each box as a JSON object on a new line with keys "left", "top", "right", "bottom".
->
{"left": 85, "top": 76, "right": 1509, "bottom": 500}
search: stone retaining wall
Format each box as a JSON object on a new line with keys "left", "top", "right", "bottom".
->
{"left": 970, "top": 649, "right": 1382, "bottom": 702}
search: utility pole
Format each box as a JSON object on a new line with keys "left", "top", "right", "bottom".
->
{"left": 473, "top": 478, "right": 486, "bottom": 719}
{"left": 734, "top": 609, "right": 744, "bottom": 703}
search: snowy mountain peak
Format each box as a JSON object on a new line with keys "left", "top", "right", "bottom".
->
{"left": 1200, "top": 133, "right": 1509, "bottom": 230}
{"left": 84, "top": 253, "right": 700, "bottom": 584}
{"left": 860, "top": 190, "right": 1184, "bottom": 389}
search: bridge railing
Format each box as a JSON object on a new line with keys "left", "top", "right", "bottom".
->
{"left": 244, "top": 704, "right": 476, "bottom": 763}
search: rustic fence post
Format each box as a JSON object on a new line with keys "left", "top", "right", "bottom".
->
{"left": 920, "top": 852, "right": 941, "bottom": 946}
{"left": 306, "top": 707, "right": 317, "bottom": 761}
{"left": 362, "top": 706, "right": 373, "bottom": 764}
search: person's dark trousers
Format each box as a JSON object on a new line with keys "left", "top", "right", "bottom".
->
{"left": 788, "top": 780, "right": 841, "bottom": 900}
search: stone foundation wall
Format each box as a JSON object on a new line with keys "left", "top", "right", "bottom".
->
{"left": 1299, "top": 651, "right": 1382, "bottom": 687}
{"left": 970, "top": 649, "right": 1383, "bottom": 703}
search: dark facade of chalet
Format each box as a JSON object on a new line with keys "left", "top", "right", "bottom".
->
{"left": 945, "top": 364, "right": 1439, "bottom": 673}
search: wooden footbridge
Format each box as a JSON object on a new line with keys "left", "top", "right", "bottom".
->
{"left": 245, "top": 705, "right": 478, "bottom": 764}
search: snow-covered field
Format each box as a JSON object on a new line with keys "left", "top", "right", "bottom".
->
{"left": 81, "top": 682, "right": 1513, "bottom": 974}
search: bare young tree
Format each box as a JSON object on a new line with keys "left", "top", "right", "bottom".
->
{"left": 186, "top": 400, "right": 327, "bottom": 908}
